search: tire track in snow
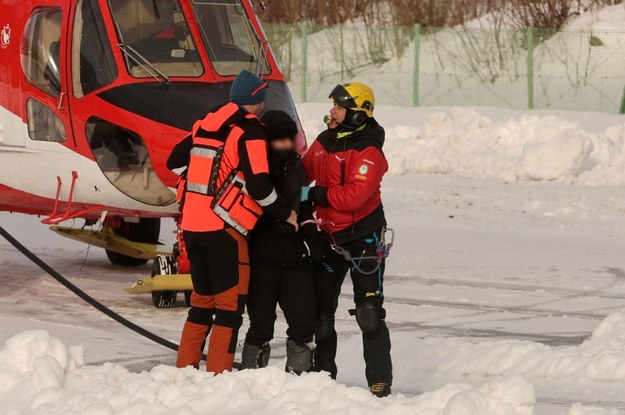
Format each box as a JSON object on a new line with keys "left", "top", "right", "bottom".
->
{"left": 383, "top": 295, "right": 616, "bottom": 321}
{"left": 389, "top": 269, "right": 625, "bottom": 301}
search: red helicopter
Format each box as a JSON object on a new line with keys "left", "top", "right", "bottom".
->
{"left": 0, "top": 0, "right": 305, "bottom": 306}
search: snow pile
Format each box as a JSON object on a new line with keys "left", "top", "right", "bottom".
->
{"left": 299, "top": 105, "right": 625, "bottom": 184}
{"left": 432, "top": 311, "right": 625, "bottom": 380}
{"left": 436, "top": 311, "right": 625, "bottom": 381}
{"left": 0, "top": 331, "right": 536, "bottom": 415}
{"left": 378, "top": 108, "right": 625, "bottom": 184}
{"left": 0, "top": 331, "right": 84, "bottom": 406}
{"left": 339, "top": 312, "right": 625, "bottom": 386}
{"left": 522, "top": 130, "right": 594, "bottom": 181}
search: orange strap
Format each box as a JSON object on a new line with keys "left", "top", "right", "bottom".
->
{"left": 194, "top": 103, "right": 239, "bottom": 135}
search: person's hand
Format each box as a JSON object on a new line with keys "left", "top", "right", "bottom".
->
{"left": 286, "top": 210, "right": 299, "bottom": 232}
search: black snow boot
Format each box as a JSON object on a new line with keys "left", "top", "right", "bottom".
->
{"left": 241, "top": 341, "right": 271, "bottom": 369}
{"left": 285, "top": 339, "right": 315, "bottom": 375}
{"left": 370, "top": 383, "right": 391, "bottom": 398}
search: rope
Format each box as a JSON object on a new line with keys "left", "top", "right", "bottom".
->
{"left": 331, "top": 245, "right": 388, "bottom": 276}
{"left": 330, "top": 228, "right": 395, "bottom": 276}
{"left": 299, "top": 218, "right": 335, "bottom": 232}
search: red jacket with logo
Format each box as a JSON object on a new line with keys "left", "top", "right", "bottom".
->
{"left": 303, "top": 119, "right": 388, "bottom": 244}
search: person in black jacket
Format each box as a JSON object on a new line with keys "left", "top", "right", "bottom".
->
{"left": 241, "top": 111, "right": 322, "bottom": 374}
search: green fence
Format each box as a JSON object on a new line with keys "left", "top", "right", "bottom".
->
{"left": 263, "top": 23, "right": 625, "bottom": 113}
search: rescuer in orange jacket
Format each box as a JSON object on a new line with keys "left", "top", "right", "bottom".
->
{"left": 167, "top": 70, "right": 298, "bottom": 374}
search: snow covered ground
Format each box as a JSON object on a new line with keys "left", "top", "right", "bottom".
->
{"left": 1, "top": 104, "right": 625, "bottom": 414}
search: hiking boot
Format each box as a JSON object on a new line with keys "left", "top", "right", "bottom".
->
{"left": 370, "top": 383, "right": 391, "bottom": 398}
{"left": 285, "top": 339, "right": 315, "bottom": 375}
{"left": 241, "top": 341, "right": 270, "bottom": 369}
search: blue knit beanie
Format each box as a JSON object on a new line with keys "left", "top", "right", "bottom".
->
{"left": 230, "top": 70, "right": 268, "bottom": 106}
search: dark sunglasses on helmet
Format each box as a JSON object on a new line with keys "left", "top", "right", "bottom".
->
{"left": 329, "top": 84, "right": 357, "bottom": 109}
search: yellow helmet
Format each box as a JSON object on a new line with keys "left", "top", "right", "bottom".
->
{"left": 329, "top": 82, "right": 376, "bottom": 122}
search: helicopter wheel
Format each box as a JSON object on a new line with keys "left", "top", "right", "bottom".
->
{"left": 151, "top": 254, "right": 178, "bottom": 309}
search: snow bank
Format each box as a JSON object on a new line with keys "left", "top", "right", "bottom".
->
{"left": 338, "top": 107, "right": 625, "bottom": 185}
{"left": 522, "top": 130, "right": 594, "bottom": 181}
{"left": 433, "top": 311, "right": 625, "bottom": 381}
{"left": 0, "top": 331, "right": 84, "bottom": 406}
{"left": 0, "top": 331, "right": 535, "bottom": 415}
{"left": 339, "top": 312, "right": 625, "bottom": 386}
{"left": 10, "top": 313, "right": 625, "bottom": 413}
{"left": 384, "top": 109, "right": 601, "bottom": 182}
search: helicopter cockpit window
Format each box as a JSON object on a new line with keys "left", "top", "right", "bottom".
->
{"left": 21, "top": 8, "right": 63, "bottom": 97}
{"left": 108, "top": 0, "right": 204, "bottom": 79}
{"left": 72, "top": 0, "right": 118, "bottom": 98}
{"left": 191, "top": 0, "right": 270, "bottom": 76}
{"left": 86, "top": 117, "right": 176, "bottom": 206}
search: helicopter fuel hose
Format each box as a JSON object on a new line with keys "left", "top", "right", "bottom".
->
{"left": 0, "top": 225, "right": 184, "bottom": 358}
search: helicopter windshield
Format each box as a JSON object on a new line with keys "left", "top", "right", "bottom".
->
{"left": 108, "top": 0, "right": 204, "bottom": 78}
{"left": 190, "top": 0, "right": 270, "bottom": 76}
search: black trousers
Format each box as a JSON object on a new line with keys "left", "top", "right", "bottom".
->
{"left": 245, "top": 262, "right": 318, "bottom": 346}
{"left": 314, "top": 230, "right": 393, "bottom": 386}
{"left": 178, "top": 229, "right": 249, "bottom": 373}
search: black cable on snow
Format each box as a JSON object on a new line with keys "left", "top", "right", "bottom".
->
{"left": 0, "top": 226, "right": 249, "bottom": 369}
{"left": 0, "top": 225, "right": 181, "bottom": 353}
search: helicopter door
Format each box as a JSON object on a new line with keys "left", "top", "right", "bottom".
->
{"left": 19, "top": 6, "right": 72, "bottom": 147}
{"left": 64, "top": 0, "right": 177, "bottom": 207}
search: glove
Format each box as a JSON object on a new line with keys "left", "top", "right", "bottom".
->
{"left": 301, "top": 186, "right": 329, "bottom": 206}
{"left": 304, "top": 230, "right": 329, "bottom": 263}
{"left": 304, "top": 239, "right": 326, "bottom": 263}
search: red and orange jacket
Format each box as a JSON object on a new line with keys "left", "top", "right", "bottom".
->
{"left": 167, "top": 103, "right": 291, "bottom": 232}
{"left": 303, "top": 119, "right": 388, "bottom": 245}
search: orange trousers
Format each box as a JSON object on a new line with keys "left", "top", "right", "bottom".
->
{"left": 176, "top": 229, "right": 249, "bottom": 374}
